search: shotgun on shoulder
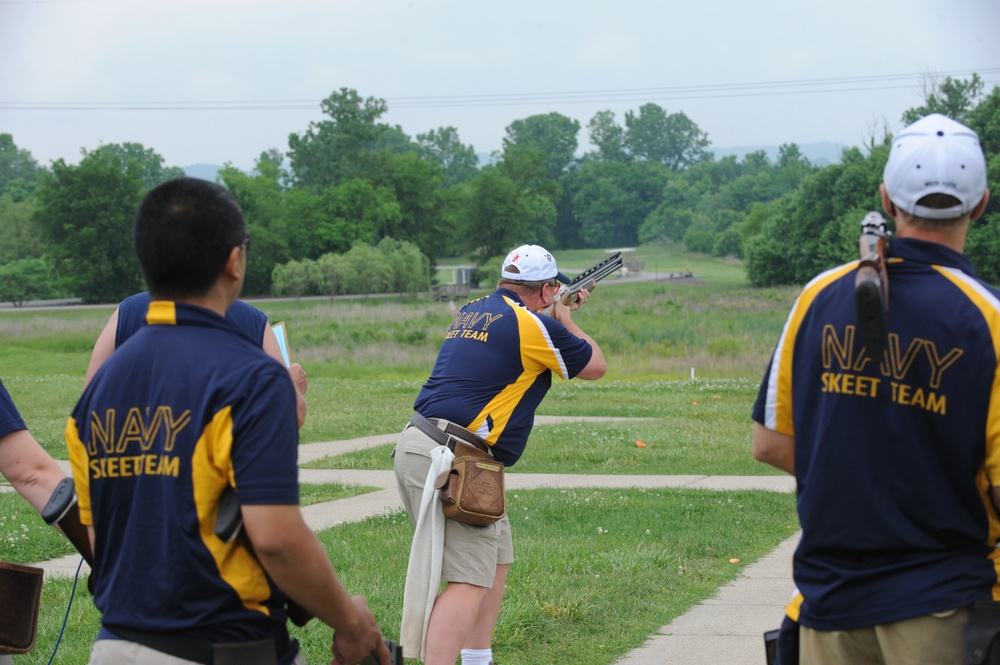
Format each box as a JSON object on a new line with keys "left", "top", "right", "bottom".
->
{"left": 854, "top": 212, "right": 890, "bottom": 360}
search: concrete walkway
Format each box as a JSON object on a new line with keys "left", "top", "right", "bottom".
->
{"left": 26, "top": 421, "right": 799, "bottom": 664}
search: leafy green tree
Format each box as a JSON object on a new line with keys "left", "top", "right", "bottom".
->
{"left": 242, "top": 224, "right": 288, "bottom": 297}
{"left": 742, "top": 144, "right": 888, "bottom": 286}
{"left": 287, "top": 88, "right": 400, "bottom": 189}
{"left": 369, "top": 152, "right": 448, "bottom": 261}
{"left": 969, "top": 86, "right": 1000, "bottom": 218}
{"left": 639, "top": 176, "right": 700, "bottom": 243}
{"left": 967, "top": 212, "right": 1000, "bottom": 285}
{"left": 624, "top": 104, "right": 711, "bottom": 170}
{"left": 0, "top": 258, "right": 63, "bottom": 306}
{"left": 902, "top": 73, "right": 984, "bottom": 126}
{"left": 218, "top": 158, "right": 291, "bottom": 296}
{"left": 496, "top": 144, "right": 561, "bottom": 204}
{"left": 585, "top": 110, "right": 628, "bottom": 162}
{"left": 283, "top": 186, "right": 329, "bottom": 259}
{"left": 682, "top": 214, "right": 718, "bottom": 254}
{"left": 378, "top": 237, "right": 430, "bottom": 296}
{"left": 640, "top": 207, "right": 701, "bottom": 245}
{"left": 83, "top": 142, "right": 184, "bottom": 189}
{"left": 219, "top": 159, "right": 284, "bottom": 231}
{"left": 416, "top": 127, "right": 480, "bottom": 187}
{"left": 503, "top": 112, "right": 580, "bottom": 180}
{"left": 319, "top": 178, "right": 401, "bottom": 255}
{"left": 0, "top": 196, "right": 41, "bottom": 263}
{"left": 571, "top": 160, "right": 669, "bottom": 247}
{"left": 741, "top": 150, "right": 771, "bottom": 175}
{"left": 271, "top": 260, "right": 311, "bottom": 300}
{"left": 33, "top": 150, "right": 148, "bottom": 303}
{"left": 462, "top": 167, "right": 533, "bottom": 262}
{"left": 0, "top": 134, "right": 41, "bottom": 200}
{"left": 314, "top": 251, "right": 349, "bottom": 296}
{"left": 712, "top": 227, "right": 743, "bottom": 258}
{"left": 968, "top": 86, "right": 1000, "bottom": 162}
{"left": 498, "top": 114, "right": 578, "bottom": 248}
{"left": 341, "top": 242, "right": 392, "bottom": 297}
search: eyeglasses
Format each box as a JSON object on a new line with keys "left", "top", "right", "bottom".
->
{"left": 241, "top": 234, "right": 251, "bottom": 252}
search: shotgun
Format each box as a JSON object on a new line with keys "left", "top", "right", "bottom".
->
{"left": 854, "top": 211, "right": 890, "bottom": 360}
{"left": 540, "top": 251, "right": 623, "bottom": 316}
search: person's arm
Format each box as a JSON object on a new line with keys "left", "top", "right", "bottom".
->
{"left": 0, "top": 429, "right": 67, "bottom": 513}
{"left": 262, "top": 325, "right": 308, "bottom": 428}
{"left": 752, "top": 422, "right": 795, "bottom": 475}
{"left": 83, "top": 307, "right": 120, "bottom": 390}
{"left": 551, "top": 290, "right": 607, "bottom": 380}
{"left": 241, "top": 505, "right": 390, "bottom": 665}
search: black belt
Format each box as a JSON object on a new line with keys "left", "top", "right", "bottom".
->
{"left": 107, "top": 622, "right": 291, "bottom": 665}
{"left": 407, "top": 412, "right": 492, "bottom": 456}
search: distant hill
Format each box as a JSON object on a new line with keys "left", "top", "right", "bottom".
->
{"left": 709, "top": 142, "right": 847, "bottom": 167}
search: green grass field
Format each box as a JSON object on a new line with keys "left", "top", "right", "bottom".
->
{"left": 0, "top": 245, "right": 803, "bottom": 664}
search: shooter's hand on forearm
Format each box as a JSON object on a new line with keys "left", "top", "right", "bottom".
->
{"left": 565, "top": 286, "right": 590, "bottom": 311}
{"left": 549, "top": 288, "right": 591, "bottom": 320}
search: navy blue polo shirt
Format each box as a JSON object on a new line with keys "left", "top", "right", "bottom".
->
{"left": 754, "top": 238, "right": 1000, "bottom": 630}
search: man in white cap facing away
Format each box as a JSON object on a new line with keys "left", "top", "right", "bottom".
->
{"left": 394, "top": 243, "right": 607, "bottom": 665}
{"left": 752, "top": 113, "right": 996, "bottom": 664}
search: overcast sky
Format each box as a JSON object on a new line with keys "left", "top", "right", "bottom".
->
{"left": 2, "top": 0, "right": 998, "bottom": 171}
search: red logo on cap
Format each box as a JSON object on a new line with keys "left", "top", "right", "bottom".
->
{"left": 512, "top": 253, "right": 520, "bottom": 262}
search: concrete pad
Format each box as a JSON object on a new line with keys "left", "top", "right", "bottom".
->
{"left": 298, "top": 435, "right": 398, "bottom": 463}
{"left": 615, "top": 634, "right": 768, "bottom": 665}
{"left": 613, "top": 531, "right": 799, "bottom": 664}
{"left": 298, "top": 468, "right": 396, "bottom": 489}
{"left": 300, "top": 488, "right": 402, "bottom": 531}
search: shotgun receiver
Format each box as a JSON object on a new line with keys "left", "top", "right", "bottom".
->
{"left": 854, "top": 212, "right": 890, "bottom": 359}
{"left": 540, "top": 251, "right": 623, "bottom": 316}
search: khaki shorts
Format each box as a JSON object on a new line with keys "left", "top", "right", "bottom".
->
{"left": 394, "top": 421, "right": 514, "bottom": 588}
{"left": 800, "top": 608, "right": 967, "bottom": 665}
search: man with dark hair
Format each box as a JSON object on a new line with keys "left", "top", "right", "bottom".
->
{"left": 753, "top": 114, "right": 995, "bottom": 663}
{"left": 395, "top": 243, "right": 607, "bottom": 665}
{"left": 67, "top": 177, "right": 389, "bottom": 665}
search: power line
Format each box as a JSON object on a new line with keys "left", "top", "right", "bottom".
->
{"left": 2, "top": 68, "right": 997, "bottom": 112}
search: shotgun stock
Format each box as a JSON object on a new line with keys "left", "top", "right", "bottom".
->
{"left": 854, "top": 212, "right": 890, "bottom": 359}
{"left": 41, "top": 477, "right": 95, "bottom": 593}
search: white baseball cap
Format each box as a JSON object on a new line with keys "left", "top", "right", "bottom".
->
{"left": 883, "top": 113, "right": 987, "bottom": 220}
{"left": 501, "top": 244, "right": 569, "bottom": 283}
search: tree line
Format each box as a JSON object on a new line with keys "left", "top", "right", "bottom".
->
{"left": 0, "top": 74, "right": 997, "bottom": 305}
